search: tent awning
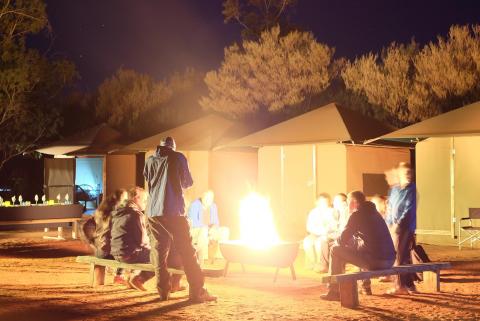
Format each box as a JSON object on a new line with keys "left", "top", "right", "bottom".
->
{"left": 124, "top": 114, "right": 250, "bottom": 152}
{"left": 221, "top": 103, "right": 395, "bottom": 148}
{"left": 366, "top": 101, "right": 480, "bottom": 143}
{"left": 36, "top": 124, "right": 122, "bottom": 156}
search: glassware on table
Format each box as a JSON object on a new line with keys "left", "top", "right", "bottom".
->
{"left": 56, "top": 194, "right": 61, "bottom": 203}
{"left": 34, "top": 194, "right": 39, "bottom": 205}
{"left": 65, "top": 193, "right": 70, "bottom": 204}
{"left": 18, "top": 195, "right": 23, "bottom": 206}
{"left": 12, "top": 196, "right": 16, "bottom": 206}
{"left": 0, "top": 196, "right": 3, "bottom": 206}
{"left": 41, "top": 194, "right": 46, "bottom": 204}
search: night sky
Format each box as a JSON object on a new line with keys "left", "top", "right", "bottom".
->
{"left": 40, "top": 0, "right": 480, "bottom": 90}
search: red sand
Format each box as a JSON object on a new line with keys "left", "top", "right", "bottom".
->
{"left": 1, "top": 230, "right": 480, "bottom": 321}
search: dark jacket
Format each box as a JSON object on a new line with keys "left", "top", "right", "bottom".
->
{"left": 143, "top": 146, "right": 193, "bottom": 217}
{"left": 339, "top": 201, "right": 396, "bottom": 261}
{"left": 110, "top": 203, "right": 148, "bottom": 257}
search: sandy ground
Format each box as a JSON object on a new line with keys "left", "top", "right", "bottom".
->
{"left": 1, "top": 230, "right": 480, "bottom": 321}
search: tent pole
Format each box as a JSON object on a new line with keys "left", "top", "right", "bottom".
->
{"left": 312, "top": 145, "right": 317, "bottom": 202}
{"left": 280, "top": 146, "right": 285, "bottom": 226}
{"left": 450, "top": 137, "right": 456, "bottom": 239}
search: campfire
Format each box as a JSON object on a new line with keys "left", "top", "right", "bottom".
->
{"left": 220, "top": 192, "right": 299, "bottom": 282}
{"left": 238, "top": 192, "right": 280, "bottom": 248}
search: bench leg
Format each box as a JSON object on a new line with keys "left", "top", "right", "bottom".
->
{"left": 339, "top": 281, "right": 359, "bottom": 309}
{"left": 90, "top": 264, "right": 105, "bottom": 287}
{"left": 223, "top": 261, "right": 230, "bottom": 277}
{"left": 423, "top": 270, "right": 440, "bottom": 292}
{"left": 72, "top": 221, "right": 78, "bottom": 239}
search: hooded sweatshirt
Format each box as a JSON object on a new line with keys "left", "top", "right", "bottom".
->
{"left": 143, "top": 146, "right": 193, "bottom": 217}
{"left": 110, "top": 201, "right": 149, "bottom": 257}
{"left": 339, "top": 201, "right": 396, "bottom": 261}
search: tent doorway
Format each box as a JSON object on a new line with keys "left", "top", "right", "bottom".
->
{"left": 75, "top": 157, "right": 103, "bottom": 210}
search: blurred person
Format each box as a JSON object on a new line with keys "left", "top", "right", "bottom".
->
{"left": 82, "top": 189, "right": 128, "bottom": 284}
{"left": 385, "top": 162, "right": 418, "bottom": 295}
{"left": 370, "top": 194, "right": 387, "bottom": 220}
{"left": 303, "top": 193, "right": 336, "bottom": 273}
{"left": 143, "top": 136, "right": 216, "bottom": 302}
{"left": 188, "top": 190, "right": 229, "bottom": 265}
{"left": 321, "top": 191, "right": 395, "bottom": 301}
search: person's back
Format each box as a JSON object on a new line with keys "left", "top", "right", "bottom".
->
{"left": 110, "top": 203, "right": 147, "bottom": 258}
{"left": 143, "top": 136, "right": 216, "bottom": 303}
{"left": 144, "top": 145, "right": 193, "bottom": 217}
{"left": 340, "top": 201, "right": 395, "bottom": 261}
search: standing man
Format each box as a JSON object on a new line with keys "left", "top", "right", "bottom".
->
{"left": 321, "top": 191, "right": 395, "bottom": 301}
{"left": 386, "top": 162, "right": 417, "bottom": 294}
{"left": 143, "top": 136, "right": 216, "bottom": 302}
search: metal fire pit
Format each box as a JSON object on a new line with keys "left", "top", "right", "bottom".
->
{"left": 219, "top": 240, "right": 299, "bottom": 282}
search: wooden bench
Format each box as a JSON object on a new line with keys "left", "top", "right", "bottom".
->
{"left": 321, "top": 262, "right": 451, "bottom": 308}
{"left": 76, "top": 256, "right": 224, "bottom": 287}
{"left": 0, "top": 218, "right": 82, "bottom": 240}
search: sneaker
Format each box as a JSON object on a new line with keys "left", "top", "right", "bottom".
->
{"left": 113, "top": 275, "right": 127, "bottom": 285}
{"left": 189, "top": 288, "right": 217, "bottom": 303}
{"left": 128, "top": 275, "right": 147, "bottom": 291}
{"left": 320, "top": 291, "right": 340, "bottom": 301}
{"left": 386, "top": 287, "right": 409, "bottom": 295}
{"left": 358, "top": 287, "right": 373, "bottom": 295}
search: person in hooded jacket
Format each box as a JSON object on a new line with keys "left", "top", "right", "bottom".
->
{"left": 321, "top": 191, "right": 396, "bottom": 301}
{"left": 110, "top": 187, "right": 154, "bottom": 291}
{"left": 143, "top": 136, "right": 216, "bottom": 302}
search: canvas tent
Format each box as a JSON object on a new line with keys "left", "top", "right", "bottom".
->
{"left": 223, "top": 103, "right": 411, "bottom": 240}
{"left": 369, "top": 101, "right": 480, "bottom": 246}
{"left": 37, "top": 124, "right": 143, "bottom": 205}
{"left": 124, "top": 114, "right": 258, "bottom": 235}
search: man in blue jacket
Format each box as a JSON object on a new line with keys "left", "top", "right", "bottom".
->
{"left": 143, "top": 136, "right": 216, "bottom": 302}
{"left": 385, "top": 162, "right": 417, "bottom": 295}
{"left": 188, "top": 190, "right": 229, "bottom": 264}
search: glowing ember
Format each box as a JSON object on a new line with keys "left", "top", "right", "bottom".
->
{"left": 239, "top": 192, "right": 280, "bottom": 248}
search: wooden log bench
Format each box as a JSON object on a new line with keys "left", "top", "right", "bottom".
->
{"left": 76, "top": 256, "right": 224, "bottom": 287}
{"left": 321, "top": 262, "right": 451, "bottom": 308}
{"left": 0, "top": 218, "right": 82, "bottom": 240}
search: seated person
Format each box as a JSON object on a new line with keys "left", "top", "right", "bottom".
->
{"left": 317, "top": 193, "right": 349, "bottom": 272}
{"left": 82, "top": 189, "right": 128, "bottom": 284}
{"left": 303, "top": 193, "right": 336, "bottom": 273}
{"left": 110, "top": 187, "right": 184, "bottom": 292}
{"left": 188, "top": 190, "right": 229, "bottom": 264}
{"left": 321, "top": 191, "right": 396, "bottom": 301}
{"left": 370, "top": 194, "right": 387, "bottom": 220}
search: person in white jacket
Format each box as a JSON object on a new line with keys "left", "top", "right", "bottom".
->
{"left": 303, "top": 193, "right": 336, "bottom": 272}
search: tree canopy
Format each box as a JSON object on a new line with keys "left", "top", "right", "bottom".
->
{"left": 342, "top": 25, "right": 480, "bottom": 124}
{"left": 96, "top": 68, "right": 206, "bottom": 138}
{"left": 200, "top": 26, "right": 335, "bottom": 119}
{"left": 223, "top": 0, "right": 297, "bottom": 39}
{"left": 0, "top": 0, "right": 76, "bottom": 170}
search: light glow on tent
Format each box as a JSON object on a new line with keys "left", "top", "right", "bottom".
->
{"left": 238, "top": 192, "right": 280, "bottom": 248}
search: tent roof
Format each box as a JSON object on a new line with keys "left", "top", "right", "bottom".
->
{"left": 367, "top": 101, "right": 480, "bottom": 143}
{"left": 36, "top": 124, "right": 122, "bottom": 156}
{"left": 124, "top": 114, "right": 250, "bottom": 152}
{"left": 222, "top": 103, "right": 395, "bottom": 148}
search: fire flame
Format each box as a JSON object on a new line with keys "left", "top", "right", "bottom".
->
{"left": 239, "top": 192, "right": 280, "bottom": 248}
